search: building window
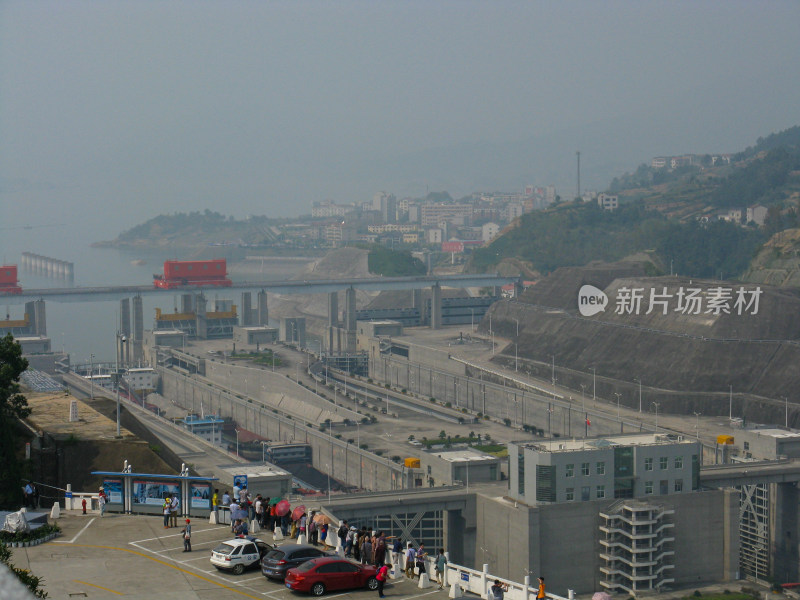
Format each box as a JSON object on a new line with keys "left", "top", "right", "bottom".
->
{"left": 660, "top": 456, "right": 668, "bottom": 470}
{"left": 674, "top": 456, "right": 683, "bottom": 469}
{"left": 597, "top": 461, "right": 605, "bottom": 475}
{"left": 744, "top": 441, "right": 750, "bottom": 451}
{"left": 566, "top": 487, "right": 574, "bottom": 501}
{"left": 566, "top": 464, "right": 574, "bottom": 477}
{"left": 581, "top": 486, "right": 590, "bottom": 501}
{"left": 645, "top": 481, "right": 653, "bottom": 495}
{"left": 596, "top": 485, "right": 605, "bottom": 499}
{"left": 581, "top": 462, "right": 590, "bottom": 476}
{"left": 674, "top": 479, "right": 683, "bottom": 492}
{"left": 645, "top": 458, "right": 653, "bottom": 471}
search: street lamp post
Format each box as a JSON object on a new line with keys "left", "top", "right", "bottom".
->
{"left": 513, "top": 318, "right": 519, "bottom": 372}
{"left": 693, "top": 412, "right": 701, "bottom": 440}
{"left": 89, "top": 354, "right": 95, "bottom": 400}
{"left": 591, "top": 367, "right": 596, "bottom": 403}
{"left": 261, "top": 441, "right": 269, "bottom": 463}
{"left": 652, "top": 402, "right": 660, "bottom": 430}
{"left": 235, "top": 429, "right": 240, "bottom": 458}
{"left": 614, "top": 392, "right": 621, "bottom": 419}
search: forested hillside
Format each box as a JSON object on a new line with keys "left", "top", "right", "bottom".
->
{"left": 469, "top": 202, "right": 764, "bottom": 279}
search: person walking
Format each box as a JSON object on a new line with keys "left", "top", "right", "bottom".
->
{"left": 361, "top": 535, "right": 373, "bottom": 566}
{"left": 537, "top": 577, "right": 546, "bottom": 600}
{"left": 181, "top": 519, "right": 192, "bottom": 552}
{"left": 435, "top": 549, "right": 447, "bottom": 589}
{"left": 374, "top": 532, "right": 387, "bottom": 566}
{"left": 404, "top": 543, "right": 416, "bottom": 578}
{"left": 376, "top": 562, "right": 389, "bottom": 598}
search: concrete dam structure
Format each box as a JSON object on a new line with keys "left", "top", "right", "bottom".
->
{"left": 21, "top": 251, "right": 74, "bottom": 283}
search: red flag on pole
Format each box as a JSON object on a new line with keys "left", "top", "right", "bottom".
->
{"left": 586, "top": 418, "right": 591, "bottom": 426}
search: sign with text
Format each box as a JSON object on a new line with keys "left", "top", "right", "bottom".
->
{"left": 579, "top": 285, "right": 762, "bottom": 317}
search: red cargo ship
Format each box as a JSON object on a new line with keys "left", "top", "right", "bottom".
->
{"left": 0, "top": 265, "right": 22, "bottom": 294}
{"left": 153, "top": 259, "right": 232, "bottom": 289}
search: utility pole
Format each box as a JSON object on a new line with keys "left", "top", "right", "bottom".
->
{"left": 576, "top": 151, "right": 581, "bottom": 199}
{"left": 591, "top": 367, "right": 596, "bottom": 403}
{"left": 89, "top": 354, "right": 95, "bottom": 400}
{"left": 652, "top": 402, "right": 661, "bottom": 430}
{"left": 693, "top": 412, "right": 701, "bottom": 440}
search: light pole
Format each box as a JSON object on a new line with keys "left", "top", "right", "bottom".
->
{"left": 261, "top": 440, "right": 269, "bottom": 463}
{"left": 513, "top": 318, "right": 519, "bottom": 372}
{"left": 115, "top": 334, "right": 126, "bottom": 437}
{"left": 614, "top": 392, "right": 621, "bottom": 419}
{"left": 635, "top": 377, "right": 642, "bottom": 412}
{"left": 693, "top": 412, "right": 701, "bottom": 440}
{"left": 591, "top": 367, "right": 596, "bottom": 403}
{"left": 235, "top": 429, "right": 240, "bottom": 458}
{"left": 580, "top": 384, "right": 586, "bottom": 414}
{"left": 651, "top": 402, "right": 660, "bottom": 430}
{"left": 783, "top": 396, "right": 788, "bottom": 428}
{"left": 89, "top": 354, "right": 95, "bottom": 400}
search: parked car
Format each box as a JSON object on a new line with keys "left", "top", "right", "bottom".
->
{"left": 261, "top": 543, "right": 328, "bottom": 580}
{"left": 210, "top": 537, "right": 273, "bottom": 575}
{"left": 284, "top": 557, "right": 378, "bottom": 596}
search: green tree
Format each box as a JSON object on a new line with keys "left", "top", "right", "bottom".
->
{"left": 0, "top": 334, "right": 29, "bottom": 509}
{"left": 438, "top": 430, "right": 446, "bottom": 439}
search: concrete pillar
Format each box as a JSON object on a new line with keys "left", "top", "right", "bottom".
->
{"left": 33, "top": 299, "right": 47, "bottom": 336}
{"left": 257, "top": 290, "right": 269, "bottom": 326}
{"left": 65, "top": 262, "right": 75, "bottom": 285}
{"left": 132, "top": 295, "right": 144, "bottom": 364}
{"left": 431, "top": 284, "right": 442, "bottom": 330}
{"left": 181, "top": 294, "right": 193, "bottom": 313}
{"left": 413, "top": 288, "right": 426, "bottom": 325}
{"left": 328, "top": 292, "right": 339, "bottom": 327}
{"left": 195, "top": 294, "right": 208, "bottom": 340}
{"left": 241, "top": 292, "right": 252, "bottom": 326}
{"left": 24, "top": 301, "right": 36, "bottom": 334}
{"left": 345, "top": 287, "right": 356, "bottom": 331}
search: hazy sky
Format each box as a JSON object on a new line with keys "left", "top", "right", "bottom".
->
{"left": 2, "top": 0, "right": 799, "bottom": 239}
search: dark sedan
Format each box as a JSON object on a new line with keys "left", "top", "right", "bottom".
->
{"left": 285, "top": 557, "right": 378, "bottom": 596}
{"left": 261, "top": 544, "right": 328, "bottom": 580}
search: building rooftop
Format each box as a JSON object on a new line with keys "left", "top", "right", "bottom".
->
{"left": 742, "top": 427, "right": 800, "bottom": 439}
{"left": 516, "top": 433, "right": 697, "bottom": 453}
{"left": 218, "top": 462, "right": 291, "bottom": 478}
{"left": 426, "top": 448, "right": 498, "bottom": 462}
{"left": 182, "top": 414, "right": 224, "bottom": 426}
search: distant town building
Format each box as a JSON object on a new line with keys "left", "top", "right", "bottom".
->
{"left": 311, "top": 200, "right": 355, "bottom": 218}
{"left": 597, "top": 193, "right": 618, "bottom": 211}
{"left": 747, "top": 205, "right": 768, "bottom": 226}
{"left": 420, "top": 203, "right": 472, "bottom": 227}
{"left": 481, "top": 222, "right": 500, "bottom": 242}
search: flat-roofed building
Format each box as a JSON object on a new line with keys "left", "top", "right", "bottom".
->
{"left": 420, "top": 447, "right": 501, "bottom": 487}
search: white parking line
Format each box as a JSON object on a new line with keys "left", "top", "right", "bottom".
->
{"left": 395, "top": 590, "right": 443, "bottom": 600}
{"left": 129, "top": 527, "right": 227, "bottom": 544}
{"left": 54, "top": 518, "right": 96, "bottom": 544}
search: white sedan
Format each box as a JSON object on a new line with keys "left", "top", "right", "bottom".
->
{"left": 210, "top": 537, "right": 273, "bottom": 575}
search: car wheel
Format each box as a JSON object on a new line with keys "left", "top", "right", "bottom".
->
{"left": 232, "top": 563, "right": 245, "bottom": 575}
{"left": 367, "top": 577, "right": 379, "bottom": 590}
{"left": 311, "top": 582, "right": 326, "bottom": 596}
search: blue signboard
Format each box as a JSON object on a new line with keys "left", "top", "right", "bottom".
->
{"left": 461, "top": 572, "right": 469, "bottom": 582}
{"left": 233, "top": 474, "right": 248, "bottom": 490}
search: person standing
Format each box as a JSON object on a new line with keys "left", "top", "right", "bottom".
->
{"left": 537, "top": 577, "right": 546, "bottom": 600}
{"left": 98, "top": 493, "right": 106, "bottom": 517}
{"left": 435, "top": 549, "right": 447, "bottom": 589}
{"left": 170, "top": 494, "right": 179, "bottom": 528}
{"left": 308, "top": 513, "right": 317, "bottom": 545}
{"left": 491, "top": 580, "right": 509, "bottom": 600}
{"left": 404, "top": 543, "right": 416, "bottom": 578}
{"left": 222, "top": 490, "right": 231, "bottom": 506}
{"left": 361, "top": 535, "right": 373, "bottom": 566}
{"left": 415, "top": 543, "right": 427, "bottom": 577}
{"left": 229, "top": 499, "right": 240, "bottom": 533}
{"left": 391, "top": 538, "right": 402, "bottom": 573}
{"left": 374, "top": 532, "right": 387, "bottom": 566}
{"left": 212, "top": 489, "right": 220, "bottom": 522}
{"left": 181, "top": 519, "right": 192, "bottom": 552}
{"left": 320, "top": 522, "right": 329, "bottom": 550}
{"left": 376, "top": 562, "right": 389, "bottom": 598}
{"left": 162, "top": 497, "right": 171, "bottom": 528}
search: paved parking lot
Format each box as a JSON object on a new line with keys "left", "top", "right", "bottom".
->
{"left": 15, "top": 512, "right": 454, "bottom": 600}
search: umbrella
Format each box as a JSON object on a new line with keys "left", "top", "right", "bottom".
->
{"left": 275, "top": 499, "right": 291, "bottom": 516}
{"left": 592, "top": 593, "right": 612, "bottom": 600}
{"left": 313, "top": 513, "right": 333, "bottom": 525}
{"left": 292, "top": 505, "right": 306, "bottom": 521}
{"left": 269, "top": 497, "right": 282, "bottom": 506}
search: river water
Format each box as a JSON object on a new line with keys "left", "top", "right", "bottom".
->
{"left": 0, "top": 210, "right": 309, "bottom": 367}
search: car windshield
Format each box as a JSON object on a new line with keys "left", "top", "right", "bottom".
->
{"left": 212, "top": 543, "right": 236, "bottom": 555}
{"left": 265, "top": 550, "right": 285, "bottom": 560}
{"left": 296, "top": 560, "right": 318, "bottom": 572}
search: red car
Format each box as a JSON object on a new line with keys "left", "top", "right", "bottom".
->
{"left": 284, "top": 557, "right": 379, "bottom": 596}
